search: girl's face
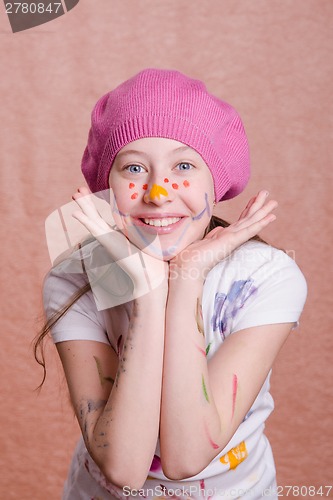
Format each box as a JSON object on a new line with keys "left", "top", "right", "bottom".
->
{"left": 109, "top": 138, "right": 215, "bottom": 260}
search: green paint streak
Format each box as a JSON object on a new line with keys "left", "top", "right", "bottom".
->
{"left": 206, "top": 343, "right": 212, "bottom": 356}
{"left": 93, "top": 356, "right": 114, "bottom": 387}
{"left": 202, "top": 374, "right": 209, "bottom": 403}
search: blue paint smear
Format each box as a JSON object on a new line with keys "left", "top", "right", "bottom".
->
{"left": 211, "top": 280, "right": 257, "bottom": 339}
{"left": 192, "top": 192, "right": 210, "bottom": 220}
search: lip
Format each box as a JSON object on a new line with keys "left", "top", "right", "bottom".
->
{"left": 131, "top": 213, "right": 188, "bottom": 234}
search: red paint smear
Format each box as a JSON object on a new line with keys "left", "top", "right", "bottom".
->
{"left": 172, "top": 183, "right": 179, "bottom": 190}
{"left": 129, "top": 183, "right": 135, "bottom": 189}
{"left": 204, "top": 422, "right": 220, "bottom": 450}
{"left": 200, "top": 479, "right": 205, "bottom": 491}
{"left": 149, "top": 454, "right": 162, "bottom": 472}
{"left": 183, "top": 180, "right": 190, "bottom": 187}
{"left": 208, "top": 435, "right": 219, "bottom": 450}
{"left": 131, "top": 192, "right": 138, "bottom": 200}
{"left": 164, "top": 178, "right": 169, "bottom": 183}
{"left": 194, "top": 343, "right": 206, "bottom": 357}
{"left": 232, "top": 373, "right": 238, "bottom": 418}
{"left": 142, "top": 184, "right": 148, "bottom": 190}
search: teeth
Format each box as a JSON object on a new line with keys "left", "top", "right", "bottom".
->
{"left": 143, "top": 217, "right": 181, "bottom": 227}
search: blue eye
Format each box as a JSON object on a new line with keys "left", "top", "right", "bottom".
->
{"left": 177, "top": 162, "right": 193, "bottom": 171}
{"left": 126, "top": 164, "right": 144, "bottom": 174}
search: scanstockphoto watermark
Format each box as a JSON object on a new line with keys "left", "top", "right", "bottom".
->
{"left": 3, "top": 0, "right": 80, "bottom": 33}
{"left": 122, "top": 484, "right": 263, "bottom": 498}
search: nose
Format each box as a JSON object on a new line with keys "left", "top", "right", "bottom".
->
{"left": 143, "top": 182, "right": 173, "bottom": 205}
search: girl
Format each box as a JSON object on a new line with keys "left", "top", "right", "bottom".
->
{"left": 37, "top": 69, "right": 307, "bottom": 499}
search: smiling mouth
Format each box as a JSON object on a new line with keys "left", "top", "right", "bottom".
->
{"left": 141, "top": 217, "right": 182, "bottom": 227}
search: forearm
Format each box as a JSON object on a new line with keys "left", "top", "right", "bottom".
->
{"left": 89, "top": 287, "right": 167, "bottom": 488}
{"left": 160, "top": 277, "right": 225, "bottom": 479}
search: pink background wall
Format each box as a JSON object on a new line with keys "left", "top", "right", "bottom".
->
{"left": 1, "top": 0, "right": 332, "bottom": 497}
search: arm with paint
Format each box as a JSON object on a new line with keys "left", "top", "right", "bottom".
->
{"left": 57, "top": 289, "right": 167, "bottom": 489}
{"left": 55, "top": 188, "right": 169, "bottom": 489}
{"left": 159, "top": 191, "right": 294, "bottom": 479}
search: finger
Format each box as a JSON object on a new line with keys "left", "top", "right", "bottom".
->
{"left": 245, "top": 190, "right": 270, "bottom": 216}
{"left": 72, "top": 191, "right": 103, "bottom": 221}
{"left": 236, "top": 199, "right": 278, "bottom": 230}
{"left": 76, "top": 186, "right": 91, "bottom": 196}
{"left": 72, "top": 209, "right": 111, "bottom": 237}
{"left": 238, "top": 191, "right": 271, "bottom": 223}
{"left": 218, "top": 212, "right": 277, "bottom": 251}
{"left": 238, "top": 196, "right": 257, "bottom": 220}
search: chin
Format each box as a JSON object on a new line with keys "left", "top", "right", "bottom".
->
{"left": 139, "top": 242, "right": 184, "bottom": 261}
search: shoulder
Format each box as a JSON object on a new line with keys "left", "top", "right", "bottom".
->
{"left": 42, "top": 250, "right": 111, "bottom": 344}
{"left": 43, "top": 262, "right": 92, "bottom": 316}
{"left": 43, "top": 238, "right": 104, "bottom": 316}
{"left": 208, "top": 240, "right": 307, "bottom": 293}
{"left": 203, "top": 240, "right": 307, "bottom": 337}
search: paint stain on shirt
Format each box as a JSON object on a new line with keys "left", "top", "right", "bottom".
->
{"left": 220, "top": 441, "right": 248, "bottom": 470}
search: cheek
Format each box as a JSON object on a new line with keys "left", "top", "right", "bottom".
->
{"left": 122, "top": 182, "right": 148, "bottom": 202}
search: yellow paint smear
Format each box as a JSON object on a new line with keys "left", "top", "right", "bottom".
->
{"left": 220, "top": 441, "right": 248, "bottom": 470}
{"left": 149, "top": 184, "right": 168, "bottom": 200}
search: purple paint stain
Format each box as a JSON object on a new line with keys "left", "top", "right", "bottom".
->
{"left": 149, "top": 454, "right": 162, "bottom": 472}
{"left": 192, "top": 193, "right": 210, "bottom": 220}
{"left": 211, "top": 280, "right": 257, "bottom": 339}
{"left": 112, "top": 195, "right": 127, "bottom": 217}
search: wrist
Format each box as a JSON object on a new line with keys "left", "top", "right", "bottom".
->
{"left": 168, "top": 263, "right": 206, "bottom": 288}
{"left": 134, "top": 281, "right": 168, "bottom": 305}
{"left": 168, "top": 269, "right": 204, "bottom": 296}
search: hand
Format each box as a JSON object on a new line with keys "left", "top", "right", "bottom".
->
{"left": 169, "top": 190, "right": 277, "bottom": 282}
{"left": 72, "top": 187, "right": 168, "bottom": 297}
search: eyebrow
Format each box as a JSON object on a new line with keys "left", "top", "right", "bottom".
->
{"left": 116, "top": 149, "right": 149, "bottom": 159}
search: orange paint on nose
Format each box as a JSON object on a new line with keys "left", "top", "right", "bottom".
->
{"left": 183, "top": 180, "right": 190, "bottom": 187}
{"left": 149, "top": 184, "right": 168, "bottom": 200}
{"left": 142, "top": 184, "right": 148, "bottom": 190}
{"left": 172, "top": 183, "right": 179, "bottom": 190}
{"left": 129, "top": 183, "right": 135, "bottom": 189}
{"left": 131, "top": 192, "right": 138, "bottom": 200}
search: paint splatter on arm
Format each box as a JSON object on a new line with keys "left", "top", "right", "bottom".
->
{"left": 202, "top": 374, "right": 210, "bottom": 403}
{"left": 196, "top": 297, "right": 205, "bottom": 335}
{"left": 93, "top": 356, "right": 115, "bottom": 387}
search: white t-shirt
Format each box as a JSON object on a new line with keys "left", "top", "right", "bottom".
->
{"left": 43, "top": 240, "right": 307, "bottom": 499}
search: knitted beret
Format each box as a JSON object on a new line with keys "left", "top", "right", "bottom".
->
{"left": 81, "top": 69, "right": 250, "bottom": 201}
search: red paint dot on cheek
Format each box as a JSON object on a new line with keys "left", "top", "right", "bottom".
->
{"left": 142, "top": 184, "right": 148, "bottom": 190}
{"left": 164, "top": 178, "right": 169, "bottom": 183}
{"left": 172, "top": 183, "right": 179, "bottom": 190}
{"left": 129, "top": 183, "right": 135, "bottom": 189}
{"left": 131, "top": 193, "right": 138, "bottom": 200}
{"left": 183, "top": 180, "right": 190, "bottom": 187}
